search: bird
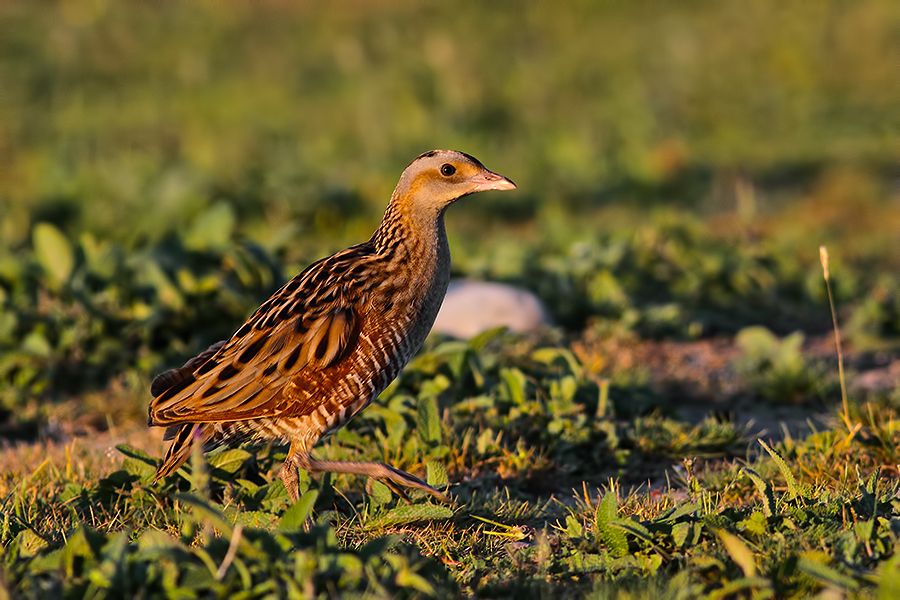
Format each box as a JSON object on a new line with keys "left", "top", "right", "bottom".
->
{"left": 148, "top": 150, "right": 516, "bottom": 505}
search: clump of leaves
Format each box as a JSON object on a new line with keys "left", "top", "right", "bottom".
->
{"left": 0, "top": 218, "right": 282, "bottom": 419}
{"left": 509, "top": 430, "right": 900, "bottom": 598}
{"left": 733, "top": 326, "right": 829, "bottom": 403}
{"left": 848, "top": 274, "right": 900, "bottom": 349}
{"left": 5, "top": 499, "right": 451, "bottom": 599}
{"left": 1, "top": 444, "right": 455, "bottom": 599}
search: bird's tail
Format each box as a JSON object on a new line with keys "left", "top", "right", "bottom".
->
{"left": 153, "top": 423, "right": 215, "bottom": 483}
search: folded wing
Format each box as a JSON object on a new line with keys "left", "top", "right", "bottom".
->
{"left": 147, "top": 247, "right": 373, "bottom": 426}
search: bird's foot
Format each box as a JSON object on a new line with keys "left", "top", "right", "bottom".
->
{"left": 295, "top": 454, "right": 453, "bottom": 505}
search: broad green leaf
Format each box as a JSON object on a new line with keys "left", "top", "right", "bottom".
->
{"left": 706, "top": 577, "right": 772, "bottom": 599}
{"left": 452, "top": 395, "right": 495, "bottom": 413}
{"left": 735, "top": 325, "right": 780, "bottom": 359}
{"left": 596, "top": 490, "right": 618, "bottom": 526}
{"left": 595, "top": 493, "right": 628, "bottom": 557}
{"left": 742, "top": 467, "right": 776, "bottom": 517}
{"left": 61, "top": 527, "right": 104, "bottom": 578}
{"left": 500, "top": 368, "right": 527, "bottom": 405}
{"left": 136, "top": 529, "right": 181, "bottom": 554}
{"left": 468, "top": 354, "right": 485, "bottom": 388}
{"left": 432, "top": 340, "right": 468, "bottom": 379}
{"left": 672, "top": 522, "right": 691, "bottom": 548}
{"left": 368, "top": 481, "right": 393, "bottom": 507}
{"left": 33, "top": 222, "right": 74, "bottom": 288}
{"left": 174, "top": 494, "right": 233, "bottom": 535}
{"left": 185, "top": 202, "right": 235, "bottom": 250}
{"left": 432, "top": 340, "right": 469, "bottom": 357}
{"left": 780, "top": 331, "right": 805, "bottom": 363}
{"left": 21, "top": 331, "right": 52, "bottom": 358}
{"left": 425, "top": 461, "right": 448, "bottom": 488}
{"left": 0, "top": 312, "right": 16, "bottom": 342}
{"left": 476, "top": 428, "right": 495, "bottom": 455}
{"left": 138, "top": 260, "right": 183, "bottom": 310}
{"left": 531, "top": 347, "right": 583, "bottom": 379}
{"left": 396, "top": 566, "right": 436, "bottom": 595}
{"left": 608, "top": 518, "right": 652, "bottom": 543}
{"left": 468, "top": 326, "right": 507, "bottom": 352}
{"left": 11, "top": 529, "right": 48, "bottom": 558}
{"left": 597, "top": 525, "right": 628, "bottom": 556}
{"left": 417, "top": 395, "right": 442, "bottom": 444}
{"left": 419, "top": 374, "right": 451, "bottom": 398}
{"left": 387, "top": 416, "right": 409, "bottom": 449}
{"left": 566, "top": 552, "right": 606, "bottom": 574}
{"left": 117, "top": 444, "right": 157, "bottom": 478}
{"left": 279, "top": 490, "right": 319, "bottom": 531}
{"left": 59, "top": 483, "right": 84, "bottom": 502}
{"left": 660, "top": 503, "right": 699, "bottom": 522}
{"left": 759, "top": 440, "right": 802, "bottom": 501}
{"left": 79, "top": 232, "right": 118, "bottom": 279}
{"left": 797, "top": 553, "right": 859, "bottom": 591}
{"left": 599, "top": 525, "right": 629, "bottom": 557}
{"left": 715, "top": 528, "right": 757, "bottom": 577}
{"left": 558, "top": 375, "right": 577, "bottom": 402}
{"left": 174, "top": 496, "right": 265, "bottom": 561}
{"left": 363, "top": 504, "right": 453, "bottom": 530}
{"left": 93, "top": 530, "right": 129, "bottom": 588}
{"left": 863, "top": 465, "right": 880, "bottom": 496}
{"left": 207, "top": 449, "right": 252, "bottom": 475}
{"left": 179, "top": 561, "right": 217, "bottom": 590}
{"left": 335, "top": 553, "right": 363, "bottom": 578}
{"left": 234, "top": 510, "right": 279, "bottom": 529}
{"left": 122, "top": 457, "right": 156, "bottom": 478}
{"left": 738, "top": 511, "right": 768, "bottom": 537}
{"left": 690, "top": 554, "right": 725, "bottom": 571}
{"left": 878, "top": 553, "right": 900, "bottom": 600}
{"left": 116, "top": 444, "right": 153, "bottom": 461}
{"left": 565, "top": 515, "right": 583, "bottom": 538}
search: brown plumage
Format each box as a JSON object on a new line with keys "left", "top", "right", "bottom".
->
{"left": 148, "top": 150, "right": 516, "bottom": 504}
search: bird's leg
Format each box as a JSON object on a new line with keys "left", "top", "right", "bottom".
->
{"left": 293, "top": 453, "right": 452, "bottom": 505}
{"left": 280, "top": 443, "right": 318, "bottom": 531}
{"left": 279, "top": 460, "right": 302, "bottom": 504}
{"left": 279, "top": 441, "right": 303, "bottom": 503}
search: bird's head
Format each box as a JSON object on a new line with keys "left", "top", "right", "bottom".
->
{"left": 391, "top": 150, "right": 516, "bottom": 215}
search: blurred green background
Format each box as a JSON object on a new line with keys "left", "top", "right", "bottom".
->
{"left": 0, "top": 1, "right": 899, "bottom": 415}
{"left": 3, "top": 1, "right": 898, "bottom": 248}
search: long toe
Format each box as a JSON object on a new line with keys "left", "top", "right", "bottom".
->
{"left": 382, "top": 465, "right": 453, "bottom": 504}
{"left": 379, "top": 479, "right": 412, "bottom": 504}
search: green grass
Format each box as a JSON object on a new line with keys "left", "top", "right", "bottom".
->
{"left": 2, "top": 1, "right": 900, "bottom": 598}
{"left": 3, "top": 333, "right": 900, "bottom": 597}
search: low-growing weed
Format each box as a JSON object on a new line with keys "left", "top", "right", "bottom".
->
{"left": 4, "top": 329, "right": 898, "bottom": 598}
{"left": 733, "top": 326, "right": 832, "bottom": 404}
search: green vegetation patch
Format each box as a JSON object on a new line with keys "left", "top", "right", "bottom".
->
{"left": 2, "top": 1, "right": 899, "bottom": 597}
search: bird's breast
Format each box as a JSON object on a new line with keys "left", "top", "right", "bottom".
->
{"left": 290, "top": 223, "right": 452, "bottom": 429}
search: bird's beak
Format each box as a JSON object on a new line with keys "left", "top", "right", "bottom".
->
{"left": 469, "top": 170, "right": 517, "bottom": 193}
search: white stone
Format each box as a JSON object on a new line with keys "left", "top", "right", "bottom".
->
{"left": 432, "top": 280, "right": 549, "bottom": 339}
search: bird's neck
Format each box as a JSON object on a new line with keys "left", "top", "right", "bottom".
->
{"left": 371, "top": 198, "right": 451, "bottom": 346}
{"left": 373, "top": 198, "right": 446, "bottom": 254}
{"left": 372, "top": 198, "right": 451, "bottom": 290}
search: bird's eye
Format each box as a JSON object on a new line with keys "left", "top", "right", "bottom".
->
{"left": 440, "top": 164, "right": 456, "bottom": 177}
